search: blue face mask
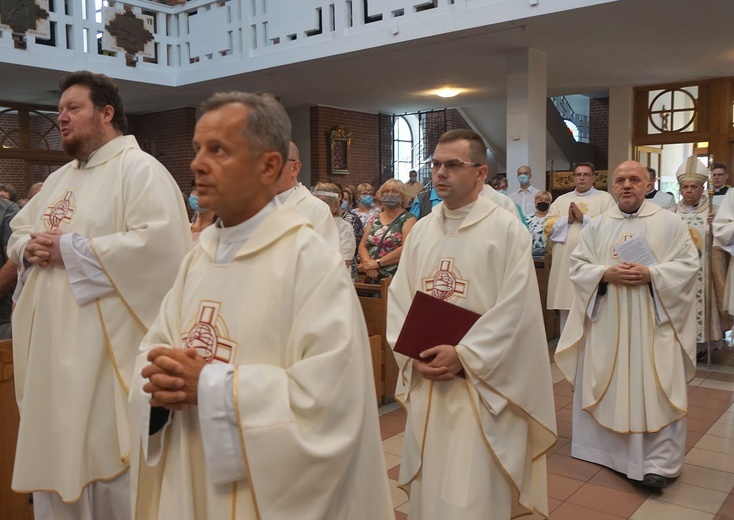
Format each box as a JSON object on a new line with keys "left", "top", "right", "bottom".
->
{"left": 499, "top": 189, "right": 508, "bottom": 195}
{"left": 360, "top": 195, "right": 374, "bottom": 206}
{"left": 188, "top": 194, "right": 202, "bottom": 212}
{"left": 340, "top": 201, "right": 349, "bottom": 211}
{"left": 518, "top": 174, "right": 530, "bottom": 186}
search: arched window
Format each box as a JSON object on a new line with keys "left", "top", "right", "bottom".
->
{"left": 393, "top": 116, "right": 413, "bottom": 181}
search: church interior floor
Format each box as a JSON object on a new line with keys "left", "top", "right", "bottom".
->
{"left": 378, "top": 347, "right": 734, "bottom": 519}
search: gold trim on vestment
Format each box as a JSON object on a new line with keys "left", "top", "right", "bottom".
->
{"left": 458, "top": 350, "right": 551, "bottom": 519}
{"left": 90, "top": 240, "right": 147, "bottom": 334}
{"left": 13, "top": 467, "right": 129, "bottom": 504}
{"left": 96, "top": 299, "right": 130, "bottom": 395}
{"left": 458, "top": 349, "right": 558, "bottom": 460}
{"left": 231, "top": 481, "right": 238, "bottom": 520}
{"left": 233, "top": 366, "right": 261, "bottom": 519}
{"left": 583, "top": 280, "right": 688, "bottom": 433}
{"left": 462, "top": 371, "right": 537, "bottom": 519}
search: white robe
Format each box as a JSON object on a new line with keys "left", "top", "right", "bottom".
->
{"left": 278, "top": 184, "right": 340, "bottom": 250}
{"left": 555, "top": 202, "right": 698, "bottom": 479}
{"left": 480, "top": 184, "right": 527, "bottom": 224}
{"left": 387, "top": 197, "right": 557, "bottom": 519}
{"left": 712, "top": 188, "right": 734, "bottom": 315}
{"left": 545, "top": 188, "right": 615, "bottom": 310}
{"left": 130, "top": 206, "right": 393, "bottom": 520}
{"left": 8, "top": 135, "right": 192, "bottom": 502}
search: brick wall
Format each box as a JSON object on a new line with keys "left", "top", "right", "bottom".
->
{"left": 589, "top": 97, "right": 609, "bottom": 171}
{"left": 127, "top": 107, "right": 197, "bottom": 195}
{"left": 310, "top": 106, "right": 382, "bottom": 189}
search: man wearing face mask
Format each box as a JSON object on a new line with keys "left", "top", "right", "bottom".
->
{"left": 404, "top": 169, "right": 424, "bottom": 208}
{"left": 509, "top": 165, "right": 540, "bottom": 218}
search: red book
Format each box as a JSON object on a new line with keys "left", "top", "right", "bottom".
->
{"left": 393, "top": 291, "right": 481, "bottom": 364}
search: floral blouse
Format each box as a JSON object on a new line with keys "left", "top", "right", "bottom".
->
{"left": 527, "top": 214, "right": 547, "bottom": 258}
{"left": 366, "top": 211, "right": 412, "bottom": 274}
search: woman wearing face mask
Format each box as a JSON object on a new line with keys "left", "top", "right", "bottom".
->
{"left": 189, "top": 186, "right": 216, "bottom": 244}
{"left": 355, "top": 183, "right": 380, "bottom": 228}
{"left": 528, "top": 190, "right": 552, "bottom": 258}
{"left": 358, "top": 179, "right": 416, "bottom": 283}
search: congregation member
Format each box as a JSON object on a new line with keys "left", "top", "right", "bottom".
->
{"left": 488, "top": 174, "right": 508, "bottom": 193}
{"left": 275, "top": 142, "right": 340, "bottom": 248}
{"left": 404, "top": 169, "right": 424, "bottom": 206}
{"left": 528, "top": 190, "right": 552, "bottom": 258}
{"left": 314, "top": 182, "right": 356, "bottom": 272}
{"left": 410, "top": 184, "right": 441, "bottom": 220}
{"left": 189, "top": 181, "right": 217, "bottom": 243}
{"left": 387, "top": 129, "right": 556, "bottom": 519}
{"left": 672, "top": 156, "right": 731, "bottom": 361}
{"left": 644, "top": 167, "right": 675, "bottom": 208}
{"left": 334, "top": 182, "right": 364, "bottom": 280}
{"left": 711, "top": 162, "right": 730, "bottom": 206}
{"left": 358, "top": 179, "right": 416, "bottom": 283}
{"left": 481, "top": 179, "right": 528, "bottom": 226}
{"left": 508, "top": 164, "right": 540, "bottom": 217}
{"left": 545, "top": 162, "right": 614, "bottom": 331}
{"left": 555, "top": 160, "right": 698, "bottom": 490}
{"left": 356, "top": 182, "right": 380, "bottom": 227}
{"left": 131, "top": 91, "right": 393, "bottom": 519}
{"left": 9, "top": 71, "right": 191, "bottom": 519}
{"left": 0, "top": 194, "right": 19, "bottom": 339}
{"left": 0, "top": 182, "right": 18, "bottom": 204}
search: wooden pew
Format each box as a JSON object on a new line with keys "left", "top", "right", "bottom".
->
{"left": 0, "top": 340, "right": 33, "bottom": 520}
{"left": 355, "top": 279, "right": 398, "bottom": 404}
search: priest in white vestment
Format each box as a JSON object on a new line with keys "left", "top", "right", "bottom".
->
{"left": 8, "top": 71, "right": 191, "bottom": 519}
{"left": 672, "top": 156, "right": 731, "bottom": 360}
{"left": 555, "top": 161, "right": 698, "bottom": 489}
{"left": 387, "top": 129, "right": 557, "bottom": 519}
{"left": 545, "top": 162, "right": 615, "bottom": 331}
{"left": 274, "top": 141, "right": 340, "bottom": 249}
{"left": 130, "top": 92, "right": 393, "bottom": 520}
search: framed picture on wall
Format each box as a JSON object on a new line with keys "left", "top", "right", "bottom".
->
{"left": 328, "top": 128, "right": 351, "bottom": 175}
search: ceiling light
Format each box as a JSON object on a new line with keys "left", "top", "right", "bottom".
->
{"left": 434, "top": 88, "right": 461, "bottom": 98}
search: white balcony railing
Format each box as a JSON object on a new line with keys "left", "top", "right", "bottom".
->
{"left": 0, "top": 0, "right": 617, "bottom": 87}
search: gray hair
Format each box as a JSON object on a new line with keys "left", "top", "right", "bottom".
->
{"left": 200, "top": 92, "right": 291, "bottom": 167}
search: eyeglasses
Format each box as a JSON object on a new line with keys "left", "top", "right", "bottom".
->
{"left": 431, "top": 159, "right": 481, "bottom": 171}
{"left": 573, "top": 172, "right": 594, "bottom": 178}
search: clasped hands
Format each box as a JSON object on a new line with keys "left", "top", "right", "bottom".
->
{"left": 412, "top": 344, "right": 463, "bottom": 382}
{"left": 602, "top": 262, "right": 651, "bottom": 286}
{"left": 567, "top": 202, "right": 585, "bottom": 225}
{"left": 141, "top": 347, "right": 207, "bottom": 411}
{"left": 24, "top": 230, "right": 64, "bottom": 267}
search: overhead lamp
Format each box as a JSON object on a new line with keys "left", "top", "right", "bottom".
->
{"left": 434, "top": 88, "right": 462, "bottom": 98}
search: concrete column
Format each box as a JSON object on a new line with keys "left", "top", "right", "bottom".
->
{"left": 608, "top": 86, "right": 634, "bottom": 172}
{"left": 506, "top": 48, "right": 547, "bottom": 192}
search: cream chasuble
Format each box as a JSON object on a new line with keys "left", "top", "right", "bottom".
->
{"left": 130, "top": 206, "right": 393, "bottom": 520}
{"left": 545, "top": 189, "right": 615, "bottom": 310}
{"left": 387, "top": 197, "right": 557, "bottom": 520}
{"left": 555, "top": 202, "right": 698, "bottom": 436}
{"left": 8, "top": 135, "right": 191, "bottom": 502}
{"left": 712, "top": 189, "right": 734, "bottom": 315}
{"left": 672, "top": 196, "right": 731, "bottom": 343}
{"left": 278, "top": 183, "right": 340, "bottom": 250}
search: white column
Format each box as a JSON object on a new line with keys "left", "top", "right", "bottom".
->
{"left": 608, "top": 86, "right": 634, "bottom": 172}
{"left": 506, "top": 48, "right": 547, "bottom": 192}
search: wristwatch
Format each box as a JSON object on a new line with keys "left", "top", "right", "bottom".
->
{"left": 376, "top": 259, "right": 382, "bottom": 268}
